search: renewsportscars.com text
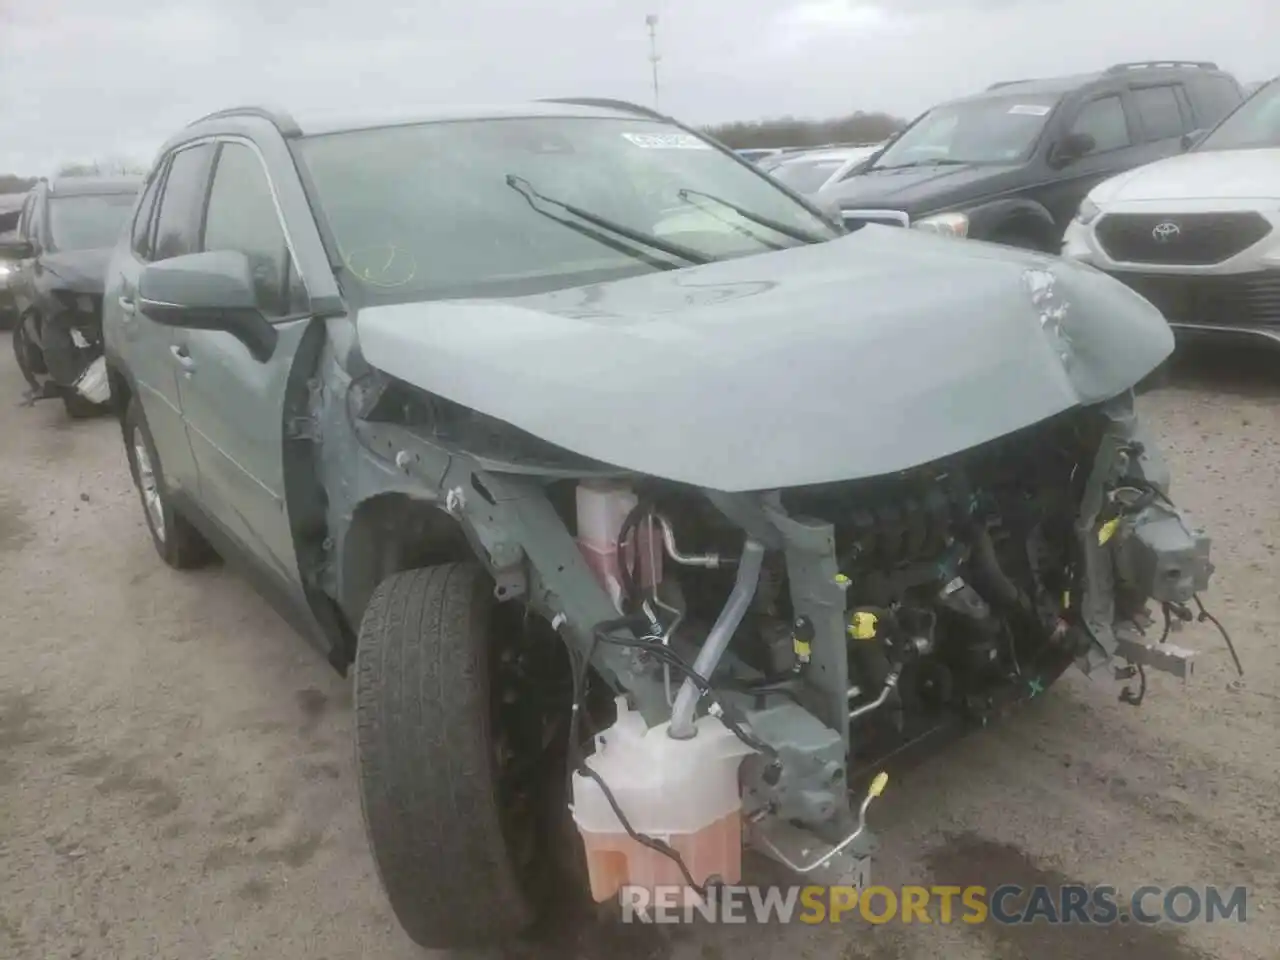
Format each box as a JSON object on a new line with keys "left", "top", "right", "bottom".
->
{"left": 620, "top": 884, "right": 1249, "bottom": 926}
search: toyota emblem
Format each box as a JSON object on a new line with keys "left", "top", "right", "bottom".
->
{"left": 1152, "top": 221, "right": 1181, "bottom": 243}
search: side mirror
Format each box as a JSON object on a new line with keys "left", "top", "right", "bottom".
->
{"left": 139, "top": 250, "right": 278, "bottom": 362}
{"left": 0, "top": 238, "right": 35, "bottom": 260}
{"left": 1180, "top": 128, "right": 1207, "bottom": 151}
{"left": 1049, "top": 131, "right": 1097, "bottom": 167}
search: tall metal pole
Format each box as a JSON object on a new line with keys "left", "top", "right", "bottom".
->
{"left": 645, "top": 14, "right": 661, "bottom": 109}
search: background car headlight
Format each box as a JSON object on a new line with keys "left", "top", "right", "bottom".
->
{"left": 1075, "top": 197, "right": 1101, "bottom": 225}
{"left": 0, "top": 263, "right": 11, "bottom": 279}
{"left": 912, "top": 211, "right": 969, "bottom": 238}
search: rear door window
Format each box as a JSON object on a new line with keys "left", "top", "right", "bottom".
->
{"left": 152, "top": 143, "right": 215, "bottom": 261}
{"left": 1132, "top": 84, "right": 1189, "bottom": 140}
{"left": 1068, "top": 95, "right": 1131, "bottom": 153}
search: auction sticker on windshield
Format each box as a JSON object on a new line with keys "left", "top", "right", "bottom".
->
{"left": 622, "top": 132, "right": 712, "bottom": 149}
{"left": 1007, "top": 104, "right": 1051, "bottom": 116}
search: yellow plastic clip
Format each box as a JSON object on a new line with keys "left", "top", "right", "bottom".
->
{"left": 848, "top": 611, "right": 878, "bottom": 640}
{"left": 1097, "top": 517, "right": 1121, "bottom": 546}
{"left": 793, "top": 638, "right": 812, "bottom": 661}
{"left": 869, "top": 771, "right": 889, "bottom": 798}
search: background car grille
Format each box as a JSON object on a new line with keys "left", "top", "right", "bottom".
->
{"left": 1095, "top": 212, "right": 1271, "bottom": 265}
{"left": 1110, "top": 270, "right": 1280, "bottom": 327}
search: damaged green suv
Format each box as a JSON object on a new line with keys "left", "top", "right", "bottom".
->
{"left": 102, "top": 99, "right": 1214, "bottom": 950}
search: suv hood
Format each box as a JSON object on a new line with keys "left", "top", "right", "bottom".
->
{"left": 42, "top": 248, "right": 113, "bottom": 292}
{"left": 818, "top": 162, "right": 1016, "bottom": 214}
{"left": 357, "top": 228, "right": 1172, "bottom": 491}
{"left": 1091, "top": 148, "right": 1280, "bottom": 204}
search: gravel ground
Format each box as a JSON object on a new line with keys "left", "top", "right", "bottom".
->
{"left": 1, "top": 336, "right": 1277, "bottom": 960}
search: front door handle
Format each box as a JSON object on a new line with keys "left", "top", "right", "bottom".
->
{"left": 170, "top": 344, "right": 196, "bottom": 372}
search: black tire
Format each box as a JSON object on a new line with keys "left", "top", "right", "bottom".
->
{"left": 61, "top": 392, "right": 105, "bottom": 419}
{"left": 355, "top": 564, "right": 556, "bottom": 951}
{"left": 123, "top": 397, "right": 215, "bottom": 569}
{"left": 11, "top": 320, "right": 41, "bottom": 393}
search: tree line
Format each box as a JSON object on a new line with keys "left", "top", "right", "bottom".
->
{"left": 703, "top": 110, "right": 906, "bottom": 149}
{"left": 0, "top": 159, "right": 150, "bottom": 195}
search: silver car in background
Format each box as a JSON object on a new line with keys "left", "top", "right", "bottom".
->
{"left": 769, "top": 143, "right": 885, "bottom": 195}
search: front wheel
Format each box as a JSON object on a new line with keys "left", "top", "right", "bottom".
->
{"left": 354, "top": 564, "right": 574, "bottom": 950}
{"left": 11, "top": 319, "right": 42, "bottom": 393}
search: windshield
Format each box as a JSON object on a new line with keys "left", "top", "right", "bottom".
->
{"left": 772, "top": 158, "right": 845, "bottom": 193}
{"left": 871, "top": 94, "right": 1059, "bottom": 168}
{"left": 48, "top": 192, "right": 137, "bottom": 251}
{"left": 297, "top": 116, "right": 838, "bottom": 304}
{"left": 1199, "top": 80, "right": 1280, "bottom": 151}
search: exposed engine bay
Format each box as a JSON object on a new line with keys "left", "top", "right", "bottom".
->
{"left": 545, "top": 396, "right": 1217, "bottom": 899}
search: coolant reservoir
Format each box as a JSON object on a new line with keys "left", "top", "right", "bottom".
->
{"left": 571, "top": 698, "right": 757, "bottom": 903}
{"left": 575, "top": 481, "right": 661, "bottom": 611}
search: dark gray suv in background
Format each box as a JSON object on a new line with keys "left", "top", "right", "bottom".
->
{"left": 821, "top": 60, "right": 1245, "bottom": 250}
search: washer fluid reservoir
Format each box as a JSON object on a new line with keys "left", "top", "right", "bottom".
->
{"left": 571, "top": 697, "right": 758, "bottom": 903}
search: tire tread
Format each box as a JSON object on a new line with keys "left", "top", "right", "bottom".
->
{"left": 354, "top": 564, "right": 534, "bottom": 950}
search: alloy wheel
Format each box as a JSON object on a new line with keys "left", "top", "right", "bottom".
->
{"left": 132, "top": 430, "right": 166, "bottom": 544}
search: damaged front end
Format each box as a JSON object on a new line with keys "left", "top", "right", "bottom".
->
{"left": 348, "top": 370, "right": 1215, "bottom": 905}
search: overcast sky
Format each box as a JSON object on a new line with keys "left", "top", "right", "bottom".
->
{"left": 1, "top": 0, "right": 1274, "bottom": 175}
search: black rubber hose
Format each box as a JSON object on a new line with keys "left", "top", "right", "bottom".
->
{"left": 616, "top": 498, "right": 653, "bottom": 612}
{"left": 969, "top": 527, "right": 1023, "bottom": 608}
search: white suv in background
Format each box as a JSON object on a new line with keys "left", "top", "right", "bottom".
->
{"left": 1062, "top": 77, "right": 1280, "bottom": 345}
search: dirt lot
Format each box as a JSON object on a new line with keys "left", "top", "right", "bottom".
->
{"left": 1, "top": 337, "right": 1277, "bottom": 960}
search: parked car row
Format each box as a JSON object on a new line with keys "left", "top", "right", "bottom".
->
{"left": 745, "top": 60, "right": 1279, "bottom": 348}
{"left": 1062, "top": 75, "right": 1280, "bottom": 346}
{"left": 0, "top": 194, "right": 23, "bottom": 330}
{"left": 814, "top": 60, "right": 1249, "bottom": 249}
{"left": 0, "top": 176, "right": 140, "bottom": 414}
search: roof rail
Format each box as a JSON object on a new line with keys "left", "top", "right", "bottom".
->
{"left": 987, "top": 78, "right": 1034, "bottom": 90}
{"left": 186, "top": 105, "right": 303, "bottom": 138}
{"left": 539, "top": 97, "right": 667, "bottom": 121}
{"left": 1105, "top": 60, "right": 1218, "bottom": 74}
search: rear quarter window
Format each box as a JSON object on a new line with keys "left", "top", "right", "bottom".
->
{"left": 1187, "top": 75, "right": 1246, "bottom": 129}
{"left": 1131, "top": 85, "right": 1188, "bottom": 140}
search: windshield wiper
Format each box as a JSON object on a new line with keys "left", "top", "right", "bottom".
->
{"left": 676, "top": 188, "right": 826, "bottom": 244}
{"left": 675, "top": 191, "right": 788, "bottom": 251}
{"left": 871, "top": 158, "right": 969, "bottom": 171}
{"left": 506, "top": 175, "right": 710, "bottom": 266}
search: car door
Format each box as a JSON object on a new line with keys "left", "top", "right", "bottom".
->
{"left": 110, "top": 144, "right": 214, "bottom": 497}
{"left": 1034, "top": 91, "right": 1140, "bottom": 228}
{"left": 170, "top": 138, "right": 314, "bottom": 589}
